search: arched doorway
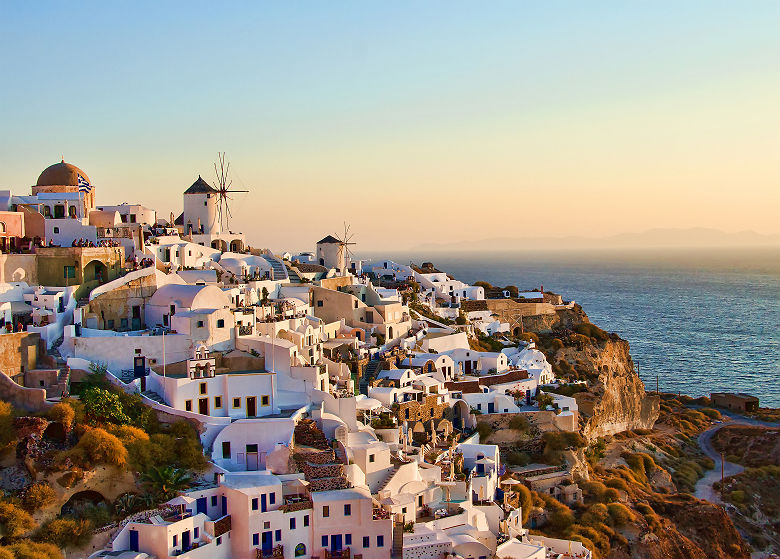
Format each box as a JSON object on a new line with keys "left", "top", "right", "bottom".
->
{"left": 84, "top": 260, "right": 107, "bottom": 283}
{"left": 61, "top": 490, "right": 106, "bottom": 516}
{"left": 230, "top": 239, "right": 243, "bottom": 252}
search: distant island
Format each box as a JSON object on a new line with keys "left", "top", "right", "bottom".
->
{"left": 413, "top": 227, "right": 780, "bottom": 252}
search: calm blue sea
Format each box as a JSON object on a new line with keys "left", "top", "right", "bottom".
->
{"left": 365, "top": 248, "right": 780, "bottom": 407}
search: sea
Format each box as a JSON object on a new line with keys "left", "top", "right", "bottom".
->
{"left": 364, "top": 248, "right": 780, "bottom": 407}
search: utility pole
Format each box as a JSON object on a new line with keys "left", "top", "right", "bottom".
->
{"left": 721, "top": 451, "right": 725, "bottom": 486}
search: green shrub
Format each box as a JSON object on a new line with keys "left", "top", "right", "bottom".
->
{"left": 70, "top": 428, "right": 127, "bottom": 468}
{"left": 81, "top": 388, "right": 130, "bottom": 425}
{"left": 505, "top": 451, "right": 531, "bottom": 467}
{"left": 34, "top": 518, "right": 93, "bottom": 549}
{"left": 476, "top": 422, "right": 492, "bottom": 440}
{"left": 580, "top": 503, "right": 609, "bottom": 526}
{"left": 47, "top": 403, "right": 75, "bottom": 432}
{"left": 508, "top": 415, "right": 530, "bottom": 432}
{"left": 574, "top": 323, "right": 609, "bottom": 342}
{"left": 607, "top": 503, "right": 634, "bottom": 526}
{"left": 699, "top": 407, "right": 721, "bottom": 420}
{"left": 3, "top": 541, "right": 63, "bottom": 559}
{"left": 604, "top": 477, "right": 629, "bottom": 492}
{"left": 0, "top": 402, "right": 18, "bottom": 448}
{"left": 22, "top": 484, "right": 56, "bottom": 512}
{"left": 0, "top": 501, "right": 36, "bottom": 537}
{"left": 729, "top": 490, "right": 745, "bottom": 504}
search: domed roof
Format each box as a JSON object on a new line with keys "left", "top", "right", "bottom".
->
{"left": 36, "top": 160, "right": 89, "bottom": 187}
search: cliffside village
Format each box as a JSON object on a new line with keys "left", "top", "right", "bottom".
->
{"left": 0, "top": 161, "right": 591, "bottom": 559}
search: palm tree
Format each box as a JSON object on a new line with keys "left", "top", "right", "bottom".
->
{"left": 140, "top": 466, "right": 192, "bottom": 499}
{"left": 113, "top": 493, "right": 139, "bottom": 516}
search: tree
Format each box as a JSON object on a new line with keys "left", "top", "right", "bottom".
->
{"left": 71, "top": 428, "right": 128, "bottom": 468}
{"left": 261, "top": 287, "right": 269, "bottom": 305}
{"left": 140, "top": 466, "right": 192, "bottom": 499}
{"left": 81, "top": 387, "right": 130, "bottom": 425}
{"left": 22, "top": 484, "right": 56, "bottom": 512}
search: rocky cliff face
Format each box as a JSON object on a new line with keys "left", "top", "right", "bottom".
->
{"left": 566, "top": 338, "right": 659, "bottom": 440}
{"left": 538, "top": 307, "right": 660, "bottom": 440}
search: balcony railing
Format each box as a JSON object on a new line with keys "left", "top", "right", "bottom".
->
{"left": 256, "top": 545, "right": 284, "bottom": 559}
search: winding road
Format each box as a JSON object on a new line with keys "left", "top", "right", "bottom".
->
{"left": 693, "top": 413, "right": 776, "bottom": 504}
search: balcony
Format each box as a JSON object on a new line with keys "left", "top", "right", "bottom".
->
{"left": 256, "top": 545, "right": 284, "bottom": 559}
{"left": 280, "top": 495, "right": 312, "bottom": 512}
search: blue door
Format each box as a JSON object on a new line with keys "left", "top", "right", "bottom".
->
{"left": 487, "top": 402, "right": 495, "bottom": 413}
{"left": 182, "top": 530, "right": 191, "bottom": 551}
{"left": 196, "top": 497, "right": 207, "bottom": 515}
{"left": 262, "top": 531, "right": 273, "bottom": 555}
{"left": 221, "top": 495, "right": 227, "bottom": 515}
{"left": 129, "top": 530, "right": 139, "bottom": 552}
{"left": 331, "top": 534, "right": 342, "bottom": 552}
{"left": 261, "top": 493, "right": 267, "bottom": 512}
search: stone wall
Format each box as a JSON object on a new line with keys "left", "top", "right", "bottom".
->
{"left": 0, "top": 371, "right": 50, "bottom": 412}
{"left": 395, "top": 394, "right": 449, "bottom": 424}
{"left": 0, "top": 332, "right": 41, "bottom": 376}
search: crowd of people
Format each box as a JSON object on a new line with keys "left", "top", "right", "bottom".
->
{"left": 70, "top": 238, "right": 121, "bottom": 247}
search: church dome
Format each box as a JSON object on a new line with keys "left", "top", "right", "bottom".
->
{"left": 36, "top": 160, "right": 89, "bottom": 187}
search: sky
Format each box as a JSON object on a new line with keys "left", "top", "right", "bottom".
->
{"left": 1, "top": 1, "right": 779, "bottom": 252}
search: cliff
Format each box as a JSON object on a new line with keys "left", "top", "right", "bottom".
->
{"left": 535, "top": 307, "right": 660, "bottom": 440}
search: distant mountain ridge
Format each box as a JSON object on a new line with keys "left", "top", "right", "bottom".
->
{"left": 413, "top": 227, "right": 780, "bottom": 251}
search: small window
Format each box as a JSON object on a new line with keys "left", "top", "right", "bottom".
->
{"left": 217, "top": 319, "right": 225, "bottom": 328}
{"left": 120, "top": 318, "right": 128, "bottom": 328}
{"left": 345, "top": 534, "right": 352, "bottom": 545}
{"left": 216, "top": 537, "right": 222, "bottom": 545}
{"left": 322, "top": 536, "right": 328, "bottom": 547}
{"left": 107, "top": 319, "right": 114, "bottom": 329}
{"left": 363, "top": 536, "right": 370, "bottom": 548}
{"left": 197, "top": 320, "right": 204, "bottom": 328}
{"left": 63, "top": 266, "right": 76, "bottom": 279}
{"left": 317, "top": 300, "right": 323, "bottom": 307}
{"left": 251, "top": 498, "right": 258, "bottom": 511}
{"left": 322, "top": 505, "right": 329, "bottom": 518}
{"left": 211, "top": 496, "right": 218, "bottom": 506}
{"left": 199, "top": 382, "right": 207, "bottom": 394}
{"left": 264, "top": 521, "right": 270, "bottom": 529}
{"left": 275, "top": 530, "right": 281, "bottom": 542}
{"left": 303, "top": 515, "right": 309, "bottom": 527}
{"left": 344, "top": 504, "right": 351, "bottom": 516}
{"left": 290, "top": 517, "right": 296, "bottom": 530}
{"left": 269, "top": 492, "right": 275, "bottom": 505}
{"left": 185, "top": 400, "right": 192, "bottom": 412}
{"left": 253, "top": 533, "right": 259, "bottom": 546}
{"left": 233, "top": 397, "right": 241, "bottom": 408}
{"left": 215, "top": 396, "right": 222, "bottom": 408}
{"left": 261, "top": 395, "right": 270, "bottom": 406}
{"left": 194, "top": 527, "right": 199, "bottom": 539}
{"left": 53, "top": 226, "right": 60, "bottom": 234}
{"left": 173, "top": 535, "right": 178, "bottom": 547}
{"left": 222, "top": 441, "right": 231, "bottom": 459}
{"left": 369, "top": 454, "right": 375, "bottom": 463}
{"left": 401, "top": 507, "right": 406, "bottom": 514}
{"left": 377, "top": 535, "right": 384, "bottom": 547}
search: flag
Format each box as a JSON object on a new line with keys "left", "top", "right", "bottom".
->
{"left": 77, "top": 173, "right": 91, "bottom": 193}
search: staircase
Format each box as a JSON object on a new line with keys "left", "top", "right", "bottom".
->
{"left": 261, "top": 254, "right": 289, "bottom": 282}
{"left": 359, "top": 360, "right": 381, "bottom": 395}
{"left": 56, "top": 368, "right": 70, "bottom": 387}
{"left": 285, "top": 266, "right": 303, "bottom": 284}
{"left": 142, "top": 390, "right": 166, "bottom": 404}
{"left": 392, "top": 519, "right": 404, "bottom": 559}
{"left": 376, "top": 465, "right": 400, "bottom": 494}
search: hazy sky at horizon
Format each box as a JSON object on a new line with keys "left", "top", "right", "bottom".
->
{"left": 1, "top": 2, "right": 778, "bottom": 251}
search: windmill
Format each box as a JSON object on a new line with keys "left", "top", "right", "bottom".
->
{"left": 212, "top": 152, "right": 248, "bottom": 231}
{"left": 334, "top": 222, "right": 357, "bottom": 274}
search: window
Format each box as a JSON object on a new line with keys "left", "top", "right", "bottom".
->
{"left": 345, "top": 534, "right": 352, "bottom": 545}
{"left": 217, "top": 319, "right": 225, "bottom": 328}
{"left": 418, "top": 495, "right": 423, "bottom": 507}
{"left": 253, "top": 533, "right": 259, "bottom": 546}
{"left": 363, "top": 536, "right": 370, "bottom": 548}
{"left": 317, "top": 300, "right": 323, "bottom": 307}
{"left": 63, "top": 266, "right": 76, "bottom": 279}
{"left": 251, "top": 498, "right": 258, "bottom": 511}
{"left": 295, "top": 543, "right": 306, "bottom": 557}
{"left": 369, "top": 454, "right": 375, "bottom": 463}
{"left": 233, "top": 397, "right": 241, "bottom": 408}
{"left": 194, "top": 527, "right": 199, "bottom": 539}
{"left": 322, "top": 536, "right": 328, "bottom": 547}
{"left": 377, "top": 536, "right": 384, "bottom": 547}
{"left": 261, "top": 395, "right": 270, "bottom": 406}
{"left": 107, "top": 319, "right": 114, "bottom": 329}
{"left": 197, "top": 320, "right": 204, "bottom": 328}
{"left": 264, "top": 521, "right": 270, "bottom": 529}
{"left": 53, "top": 226, "right": 59, "bottom": 234}
{"left": 269, "top": 492, "right": 275, "bottom": 505}
{"left": 344, "top": 504, "right": 351, "bottom": 516}
{"left": 303, "top": 515, "right": 309, "bottom": 527}
{"left": 200, "top": 383, "right": 207, "bottom": 394}
{"left": 170, "top": 304, "right": 176, "bottom": 316}
{"left": 216, "top": 537, "right": 222, "bottom": 545}
{"left": 222, "top": 441, "right": 231, "bottom": 459}
{"left": 211, "top": 496, "right": 218, "bottom": 506}
{"left": 185, "top": 400, "right": 192, "bottom": 412}
{"left": 173, "top": 535, "right": 178, "bottom": 547}
{"left": 120, "top": 318, "right": 128, "bottom": 329}
{"left": 275, "top": 530, "right": 282, "bottom": 542}
{"left": 290, "top": 517, "right": 296, "bottom": 530}
{"left": 401, "top": 507, "right": 406, "bottom": 514}
{"left": 215, "top": 396, "right": 222, "bottom": 408}
{"left": 322, "top": 505, "right": 329, "bottom": 518}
